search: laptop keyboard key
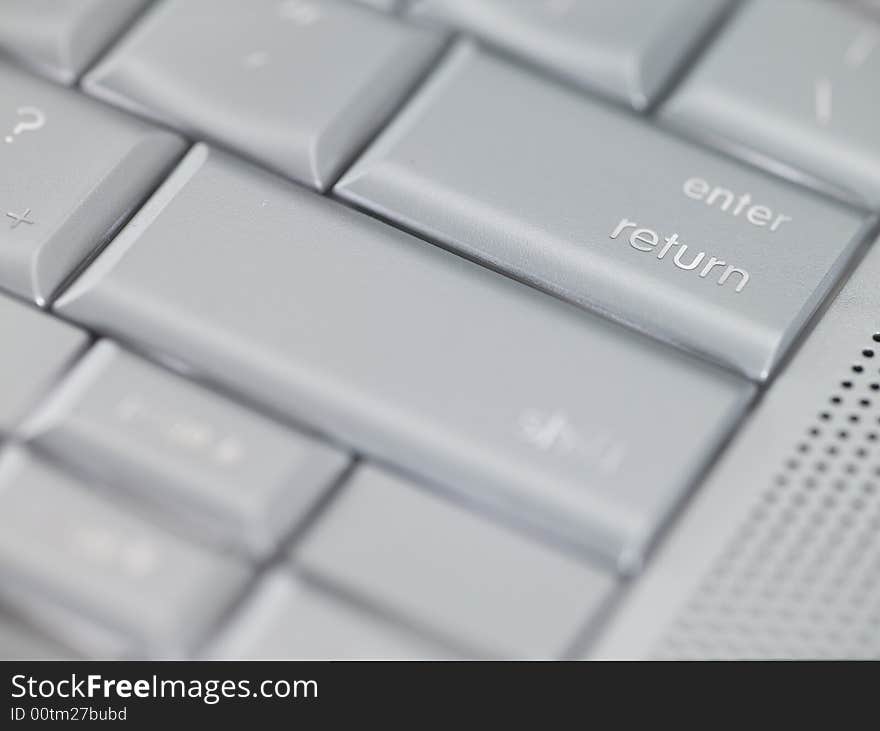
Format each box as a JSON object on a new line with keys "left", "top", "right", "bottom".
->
{"left": 0, "top": 610, "right": 75, "bottom": 660}
{"left": 0, "top": 448, "right": 250, "bottom": 657}
{"left": 210, "top": 571, "right": 451, "bottom": 659}
{"left": 297, "top": 465, "right": 615, "bottom": 658}
{"left": 335, "top": 43, "right": 868, "bottom": 381}
{"left": 0, "top": 0, "right": 147, "bottom": 84}
{"left": 23, "top": 341, "right": 350, "bottom": 558}
{"left": 0, "top": 293, "right": 87, "bottom": 435}
{"left": 408, "top": 0, "right": 730, "bottom": 109}
{"left": 84, "top": 0, "right": 444, "bottom": 190}
{"left": 56, "top": 144, "right": 752, "bottom": 568}
{"left": 0, "top": 63, "right": 183, "bottom": 305}
{"left": 662, "top": 0, "right": 880, "bottom": 207}
{"left": 352, "top": 0, "right": 405, "bottom": 12}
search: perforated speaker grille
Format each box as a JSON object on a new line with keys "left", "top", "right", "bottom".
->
{"left": 653, "top": 333, "right": 880, "bottom": 659}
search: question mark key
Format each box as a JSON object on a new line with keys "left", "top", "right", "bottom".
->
{"left": 0, "top": 64, "right": 185, "bottom": 305}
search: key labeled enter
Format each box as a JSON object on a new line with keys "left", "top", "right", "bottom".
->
{"left": 336, "top": 44, "right": 869, "bottom": 381}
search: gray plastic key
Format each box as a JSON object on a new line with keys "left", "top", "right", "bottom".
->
{"left": 0, "top": 610, "right": 75, "bottom": 660}
{"left": 297, "top": 465, "right": 615, "bottom": 658}
{"left": 83, "top": 0, "right": 444, "bottom": 190}
{"left": 0, "top": 447, "right": 250, "bottom": 657}
{"left": 23, "top": 341, "right": 350, "bottom": 558}
{"left": 0, "top": 63, "right": 183, "bottom": 305}
{"left": 352, "top": 0, "right": 405, "bottom": 11}
{"left": 662, "top": 0, "right": 880, "bottom": 208}
{"left": 849, "top": 0, "right": 880, "bottom": 16}
{"left": 210, "top": 571, "right": 450, "bottom": 659}
{"left": 0, "top": 579, "right": 135, "bottom": 659}
{"left": 0, "top": 293, "right": 86, "bottom": 435}
{"left": 0, "top": 0, "right": 147, "bottom": 84}
{"left": 56, "top": 143, "right": 752, "bottom": 568}
{"left": 335, "top": 43, "right": 869, "bottom": 381}
{"left": 409, "top": 0, "right": 729, "bottom": 109}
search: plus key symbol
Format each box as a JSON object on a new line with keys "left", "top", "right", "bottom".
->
{"left": 5, "top": 207, "right": 35, "bottom": 229}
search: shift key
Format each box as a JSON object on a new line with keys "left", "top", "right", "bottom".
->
{"left": 336, "top": 43, "right": 869, "bottom": 381}
{"left": 56, "top": 143, "right": 752, "bottom": 569}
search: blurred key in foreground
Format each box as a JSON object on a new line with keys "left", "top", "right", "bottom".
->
{"left": 352, "top": 0, "right": 405, "bottom": 11}
{"left": 0, "top": 609, "right": 76, "bottom": 660}
{"left": 297, "top": 464, "right": 616, "bottom": 658}
{"left": 211, "top": 571, "right": 451, "bottom": 660}
{"left": 24, "top": 341, "right": 350, "bottom": 559}
{"left": 0, "top": 292, "right": 86, "bottom": 436}
{"left": 0, "top": 448, "right": 250, "bottom": 658}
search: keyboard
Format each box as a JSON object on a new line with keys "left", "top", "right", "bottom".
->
{"left": 0, "top": 0, "right": 878, "bottom": 659}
